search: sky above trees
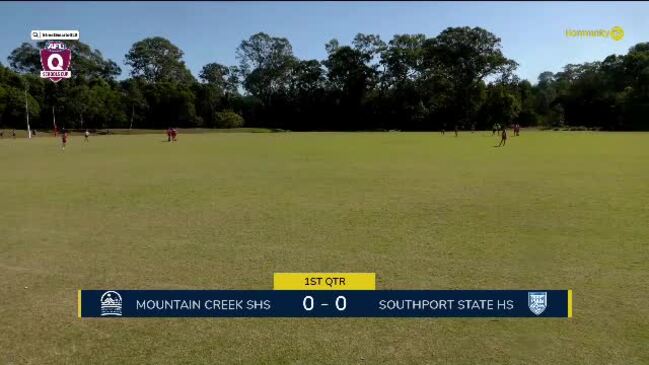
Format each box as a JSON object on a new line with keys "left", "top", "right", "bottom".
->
{"left": 1, "top": 1, "right": 647, "bottom": 83}
{"left": 3, "top": 26, "right": 648, "bottom": 131}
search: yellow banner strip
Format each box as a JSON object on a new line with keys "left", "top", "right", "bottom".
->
{"left": 78, "top": 289, "right": 82, "bottom": 318}
{"left": 568, "top": 289, "right": 573, "bottom": 318}
{"left": 274, "top": 273, "right": 376, "bottom": 290}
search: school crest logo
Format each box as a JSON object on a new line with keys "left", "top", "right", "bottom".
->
{"left": 100, "top": 291, "right": 122, "bottom": 316}
{"left": 40, "top": 41, "right": 71, "bottom": 83}
{"left": 528, "top": 292, "right": 547, "bottom": 316}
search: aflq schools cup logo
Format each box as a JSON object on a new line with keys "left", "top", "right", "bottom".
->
{"left": 40, "top": 41, "right": 72, "bottom": 83}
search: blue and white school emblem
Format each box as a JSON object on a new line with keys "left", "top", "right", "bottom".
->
{"left": 528, "top": 292, "right": 547, "bottom": 315}
{"left": 100, "top": 291, "right": 123, "bottom": 316}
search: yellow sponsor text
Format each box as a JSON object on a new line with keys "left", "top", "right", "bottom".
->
{"left": 565, "top": 26, "right": 624, "bottom": 41}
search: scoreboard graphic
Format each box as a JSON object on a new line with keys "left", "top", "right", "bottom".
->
{"left": 78, "top": 273, "right": 573, "bottom": 318}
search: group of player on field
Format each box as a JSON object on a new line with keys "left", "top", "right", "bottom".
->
{"left": 58, "top": 129, "right": 90, "bottom": 150}
{"left": 492, "top": 123, "right": 521, "bottom": 147}
{"left": 438, "top": 122, "right": 521, "bottom": 147}
{"left": 1, "top": 127, "right": 181, "bottom": 150}
{"left": 37, "top": 127, "right": 177, "bottom": 150}
{"left": 4, "top": 124, "right": 522, "bottom": 149}
{"left": 61, "top": 128, "right": 179, "bottom": 150}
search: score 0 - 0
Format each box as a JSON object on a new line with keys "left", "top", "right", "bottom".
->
{"left": 302, "top": 295, "right": 347, "bottom": 312}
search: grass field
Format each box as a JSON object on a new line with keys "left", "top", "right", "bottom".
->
{"left": 1, "top": 131, "right": 647, "bottom": 364}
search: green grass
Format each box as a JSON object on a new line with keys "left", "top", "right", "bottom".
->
{"left": 1, "top": 131, "right": 647, "bottom": 364}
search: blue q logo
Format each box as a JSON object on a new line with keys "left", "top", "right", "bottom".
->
{"left": 100, "top": 291, "right": 123, "bottom": 316}
{"left": 528, "top": 292, "right": 547, "bottom": 316}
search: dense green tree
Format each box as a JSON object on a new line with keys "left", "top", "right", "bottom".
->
{"left": 125, "top": 37, "right": 194, "bottom": 84}
{"left": 323, "top": 36, "right": 381, "bottom": 129}
{"left": 121, "top": 78, "right": 148, "bottom": 129}
{"left": 8, "top": 42, "right": 40, "bottom": 74}
{"left": 237, "top": 33, "right": 295, "bottom": 100}
{"left": 515, "top": 80, "right": 538, "bottom": 126}
{"left": 199, "top": 62, "right": 239, "bottom": 94}
{"left": 380, "top": 34, "right": 426, "bottom": 86}
{"left": 214, "top": 110, "right": 244, "bottom": 128}
{"left": 0, "top": 85, "right": 40, "bottom": 128}
{"left": 62, "top": 41, "right": 121, "bottom": 80}
{"left": 2, "top": 30, "right": 648, "bottom": 132}
{"left": 481, "top": 84, "right": 521, "bottom": 127}
{"left": 422, "top": 27, "right": 517, "bottom": 125}
{"left": 142, "top": 82, "right": 199, "bottom": 128}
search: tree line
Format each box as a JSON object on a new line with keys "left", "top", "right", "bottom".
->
{"left": 1, "top": 27, "right": 648, "bottom": 131}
